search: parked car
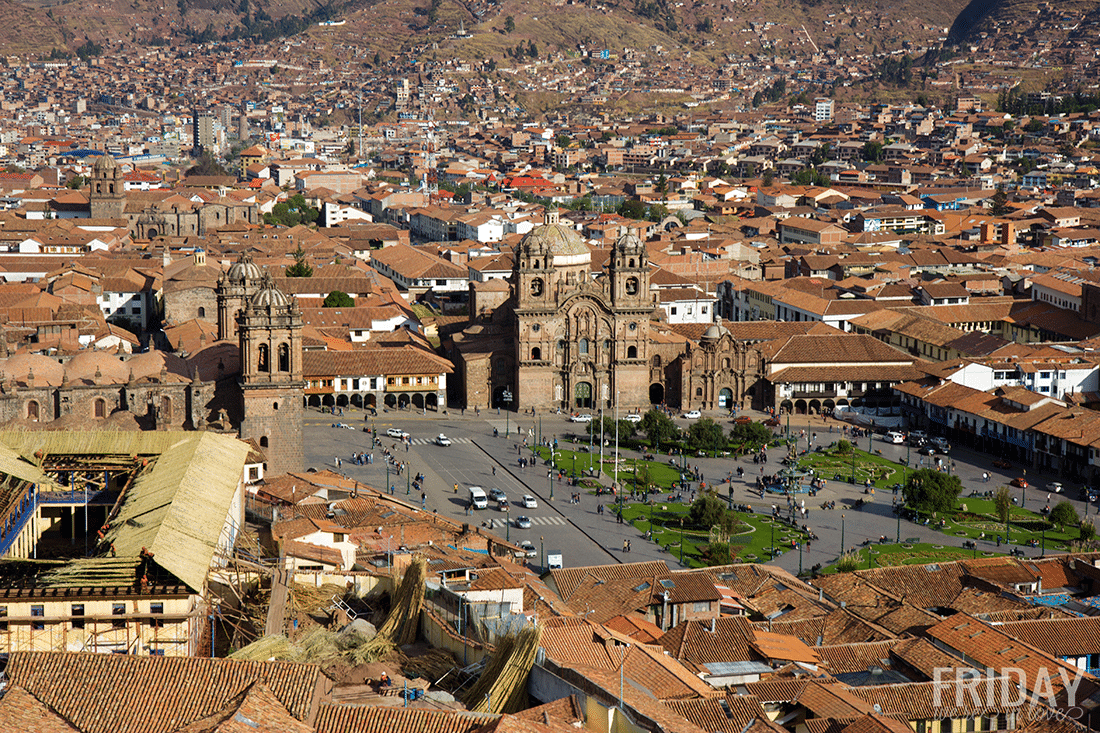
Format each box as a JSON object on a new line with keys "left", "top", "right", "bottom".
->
{"left": 386, "top": 428, "right": 409, "bottom": 439}
{"left": 763, "top": 418, "right": 781, "bottom": 427}
{"left": 522, "top": 494, "right": 538, "bottom": 509}
{"left": 514, "top": 515, "right": 532, "bottom": 529}
{"left": 931, "top": 437, "right": 951, "bottom": 453}
{"left": 1046, "top": 482, "right": 1063, "bottom": 493}
{"left": 435, "top": 434, "right": 452, "bottom": 446}
{"left": 682, "top": 410, "right": 702, "bottom": 419}
{"left": 624, "top": 413, "right": 643, "bottom": 424}
{"left": 570, "top": 413, "right": 593, "bottom": 423}
{"left": 884, "top": 431, "right": 906, "bottom": 444}
{"left": 489, "top": 488, "right": 507, "bottom": 502}
{"left": 519, "top": 540, "right": 537, "bottom": 558}
{"left": 1011, "top": 477, "right": 1029, "bottom": 488}
{"left": 732, "top": 415, "right": 752, "bottom": 425}
{"left": 917, "top": 445, "right": 936, "bottom": 456}
{"left": 993, "top": 459, "right": 1012, "bottom": 469}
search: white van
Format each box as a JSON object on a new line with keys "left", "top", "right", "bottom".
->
{"left": 468, "top": 486, "right": 488, "bottom": 509}
{"left": 884, "top": 431, "right": 906, "bottom": 444}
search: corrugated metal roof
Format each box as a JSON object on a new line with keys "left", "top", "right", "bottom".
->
{"left": 0, "top": 431, "right": 250, "bottom": 593}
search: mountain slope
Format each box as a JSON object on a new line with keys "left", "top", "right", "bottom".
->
{"left": 948, "top": 0, "right": 1100, "bottom": 45}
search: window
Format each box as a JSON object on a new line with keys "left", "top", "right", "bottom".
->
{"left": 31, "top": 605, "right": 44, "bottom": 630}
{"left": 579, "top": 339, "right": 589, "bottom": 355}
{"left": 334, "top": 533, "right": 345, "bottom": 543}
{"left": 260, "top": 436, "right": 268, "bottom": 448}
{"left": 27, "top": 400, "right": 38, "bottom": 420}
{"left": 402, "top": 377, "right": 410, "bottom": 385}
{"left": 1040, "top": 371, "right": 1051, "bottom": 379}
{"left": 388, "top": 378, "right": 396, "bottom": 385}
{"left": 112, "top": 603, "right": 126, "bottom": 628}
{"left": 693, "top": 601, "right": 711, "bottom": 613}
{"left": 149, "top": 602, "right": 164, "bottom": 628}
{"left": 94, "top": 399, "right": 106, "bottom": 419}
{"left": 273, "top": 401, "right": 279, "bottom": 411}
{"left": 370, "top": 378, "right": 378, "bottom": 389}
{"left": 696, "top": 387, "right": 703, "bottom": 396}
{"left": 197, "top": 306, "right": 205, "bottom": 318}
{"left": 257, "top": 343, "right": 269, "bottom": 372}
{"left": 670, "top": 307, "right": 678, "bottom": 315}
{"left": 532, "top": 347, "right": 542, "bottom": 360}
{"left": 0, "top": 606, "right": 6, "bottom": 631}
{"left": 71, "top": 604, "right": 85, "bottom": 630}
{"left": 278, "top": 343, "right": 290, "bottom": 372}
{"left": 627, "top": 346, "right": 637, "bottom": 359}
{"left": 941, "top": 718, "right": 952, "bottom": 733}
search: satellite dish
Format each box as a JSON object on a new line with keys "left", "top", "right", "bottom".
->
{"left": 873, "top": 704, "right": 882, "bottom": 714}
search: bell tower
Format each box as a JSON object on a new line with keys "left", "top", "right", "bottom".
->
{"left": 89, "top": 153, "right": 125, "bottom": 220}
{"left": 609, "top": 230, "right": 650, "bottom": 308}
{"left": 238, "top": 272, "right": 304, "bottom": 476}
{"left": 216, "top": 253, "right": 263, "bottom": 341}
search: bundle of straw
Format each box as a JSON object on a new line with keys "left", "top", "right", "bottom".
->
{"left": 462, "top": 625, "right": 542, "bottom": 714}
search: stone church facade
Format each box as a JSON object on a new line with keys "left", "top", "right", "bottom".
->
{"left": 451, "top": 213, "right": 768, "bottom": 413}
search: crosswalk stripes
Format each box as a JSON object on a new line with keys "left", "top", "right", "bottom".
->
{"left": 409, "top": 437, "right": 474, "bottom": 446}
{"left": 486, "top": 516, "right": 566, "bottom": 529}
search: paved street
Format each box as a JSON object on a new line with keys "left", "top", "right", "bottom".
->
{"left": 301, "top": 406, "right": 1097, "bottom": 574}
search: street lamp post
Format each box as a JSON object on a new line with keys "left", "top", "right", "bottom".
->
{"left": 386, "top": 462, "right": 391, "bottom": 494}
{"left": 503, "top": 389, "right": 513, "bottom": 437}
{"left": 770, "top": 521, "right": 775, "bottom": 559}
{"left": 841, "top": 513, "right": 846, "bottom": 555}
{"left": 679, "top": 518, "right": 684, "bottom": 564}
{"left": 540, "top": 536, "right": 544, "bottom": 569}
{"left": 406, "top": 465, "right": 410, "bottom": 495}
{"left": 798, "top": 539, "right": 803, "bottom": 575}
{"left": 896, "top": 504, "right": 901, "bottom": 544}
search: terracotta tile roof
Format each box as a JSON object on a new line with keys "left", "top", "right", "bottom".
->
{"left": 768, "top": 333, "right": 913, "bottom": 366}
{"left": 548, "top": 560, "right": 670, "bottom": 599}
{"left": 302, "top": 345, "right": 454, "bottom": 378}
{"left": 173, "top": 680, "right": 314, "bottom": 733}
{"left": 742, "top": 678, "right": 812, "bottom": 702}
{"left": 888, "top": 637, "right": 967, "bottom": 681}
{"left": 510, "top": 695, "right": 585, "bottom": 727}
{"left": 602, "top": 614, "right": 665, "bottom": 643}
{"left": 851, "top": 678, "right": 1030, "bottom": 719}
{"left": 794, "top": 681, "right": 877, "bottom": 719}
{"left": 4, "top": 652, "right": 328, "bottom": 733}
{"left": 315, "top": 706, "right": 494, "bottom": 733}
{"left": 997, "top": 617, "right": 1100, "bottom": 658}
{"left": 841, "top": 712, "right": 915, "bottom": 733}
{"left": 658, "top": 616, "right": 760, "bottom": 666}
{"left": 752, "top": 629, "right": 821, "bottom": 665}
{"left": 814, "top": 640, "right": 898, "bottom": 674}
{"left": 756, "top": 610, "right": 893, "bottom": 646}
{"left": 0, "top": 686, "right": 80, "bottom": 732}
{"left": 662, "top": 694, "right": 770, "bottom": 733}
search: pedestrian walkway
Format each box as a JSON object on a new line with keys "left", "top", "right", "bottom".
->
{"left": 485, "top": 516, "right": 566, "bottom": 529}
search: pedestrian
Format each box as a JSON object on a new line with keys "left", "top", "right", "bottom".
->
{"left": 492, "top": 466, "right": 496, "bottom": 476}
{"left": 623, "top": 539, "right": 629, "bottom": 552}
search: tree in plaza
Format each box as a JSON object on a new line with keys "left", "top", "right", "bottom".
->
{"left": 835, "top": 439, "right": 852, "bottom": 455}
{"left": 902, "top": 468, "right": 962, "bottom": 516}
{"left": 640, "top": 409, "right": 678, "bottom": 449}
{"left": 994, "top": 485, "right": 1012, "bottom": 525}
{"left": 587, "top": 416, "right": 636, "bottom": 441}
{"left": 730, "top": 421, "right": 771, "bottom": 447}
{"left": 1051, "top": 501, "right": 1079, "bottom": 532}
{"left": 702, "top": 541, "right": 732, "bottom": 566}
{"left": 689, "top": 493, "right": 737, "bottom": 532}
{"left": 688, "top": 418, "right": 726, "bottom": 454}
{"left": 322, "top": 290, "right": 355, "bottom": 308}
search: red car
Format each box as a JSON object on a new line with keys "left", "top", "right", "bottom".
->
{"left": 733, "top": 416, "right": 753, "bottom": 425}
{"left": 1011, "top": 477, "right": 1029, "bottom": 488}
{"left": 763, "top": 418, "right": 781, "bottom": 427}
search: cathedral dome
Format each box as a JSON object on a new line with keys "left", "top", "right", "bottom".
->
{"left": 92, "top": 153, "right": 118, "bottom": 173}
{"left": 226, "top": 253, "right": 262, "bottom": 282}
{"left": 518, "top": 209, "right": 590, "bottom": 263}
{"left": 702, "top": 322, "right": 729, "bottom": 341}
{"left": 614, "top": 231, "right": 644, "bottom": 252}
{"left": 250, "top": 273, "right": 292, "bottom": 308}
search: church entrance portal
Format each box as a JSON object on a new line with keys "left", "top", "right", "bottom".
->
{"left": 574, "top": 382, "right": 592, "bottom": 409}
{"left": 649, "top": 383, "right": 664, "bottom": 406}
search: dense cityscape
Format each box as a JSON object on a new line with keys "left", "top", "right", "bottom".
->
{"left": 4, "top": 1, "right": 1100, "bottom": 731}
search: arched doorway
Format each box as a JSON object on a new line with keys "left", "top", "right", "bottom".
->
{"left": 795, "top": 400, "right": 807, "bottom": 415}
{"left": 350, "top": 394, "right": 363, "bottom": 408}
{"left": 575, "top": 382, "right": 592, "bottom": 409}
{"left": 308, "top": 395, "right": 321, "bottom": 408}
{"left": 718, "top": 387, "right": 733, "bottom": 409}
{"left": 321, "top": 394, "right": 335, "bottom": 407}
{"left": 426, "top": 393, "right": 438, "bottom": 409}
{"left": 809, "top": 399, "right": 821, "bottom": 415}
{"left": 493, "top": 386, "right": 508, "bottom": 409}
{"left": 365, "top": 394, "right": 377, "bottom": 408}
{"left": 649, "top": 383, "right": 665, "bottom": 405}
{"left": 397, "top": 394, "right": 410, "bottom": 408}
{"left": 411, "top": 393, "right": 425, "bottom": 409}
{"left": 384, "top": 394, "right": 397, "bottom": 408}
{"left": 336, "top": 394, "right": 349, "bottom": 407}
{"left": 780, "top": 400, "right": 794, "bottom": 415}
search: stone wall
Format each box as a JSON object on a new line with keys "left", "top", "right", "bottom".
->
{"left": 241, "top": 385, "right": 304, "bottom": 477}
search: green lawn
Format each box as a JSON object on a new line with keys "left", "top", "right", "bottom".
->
{"left": 617, "top": 499, "right": 809, "bottom": 568}
{"left": 798, "top": 446, "right": 912, "bottom": 490}
{"left": 924, "top": 494, "right": 1083, "bottom": 550}
{"left": 821, "top": 542, "right": 1002, "bottom": 573}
